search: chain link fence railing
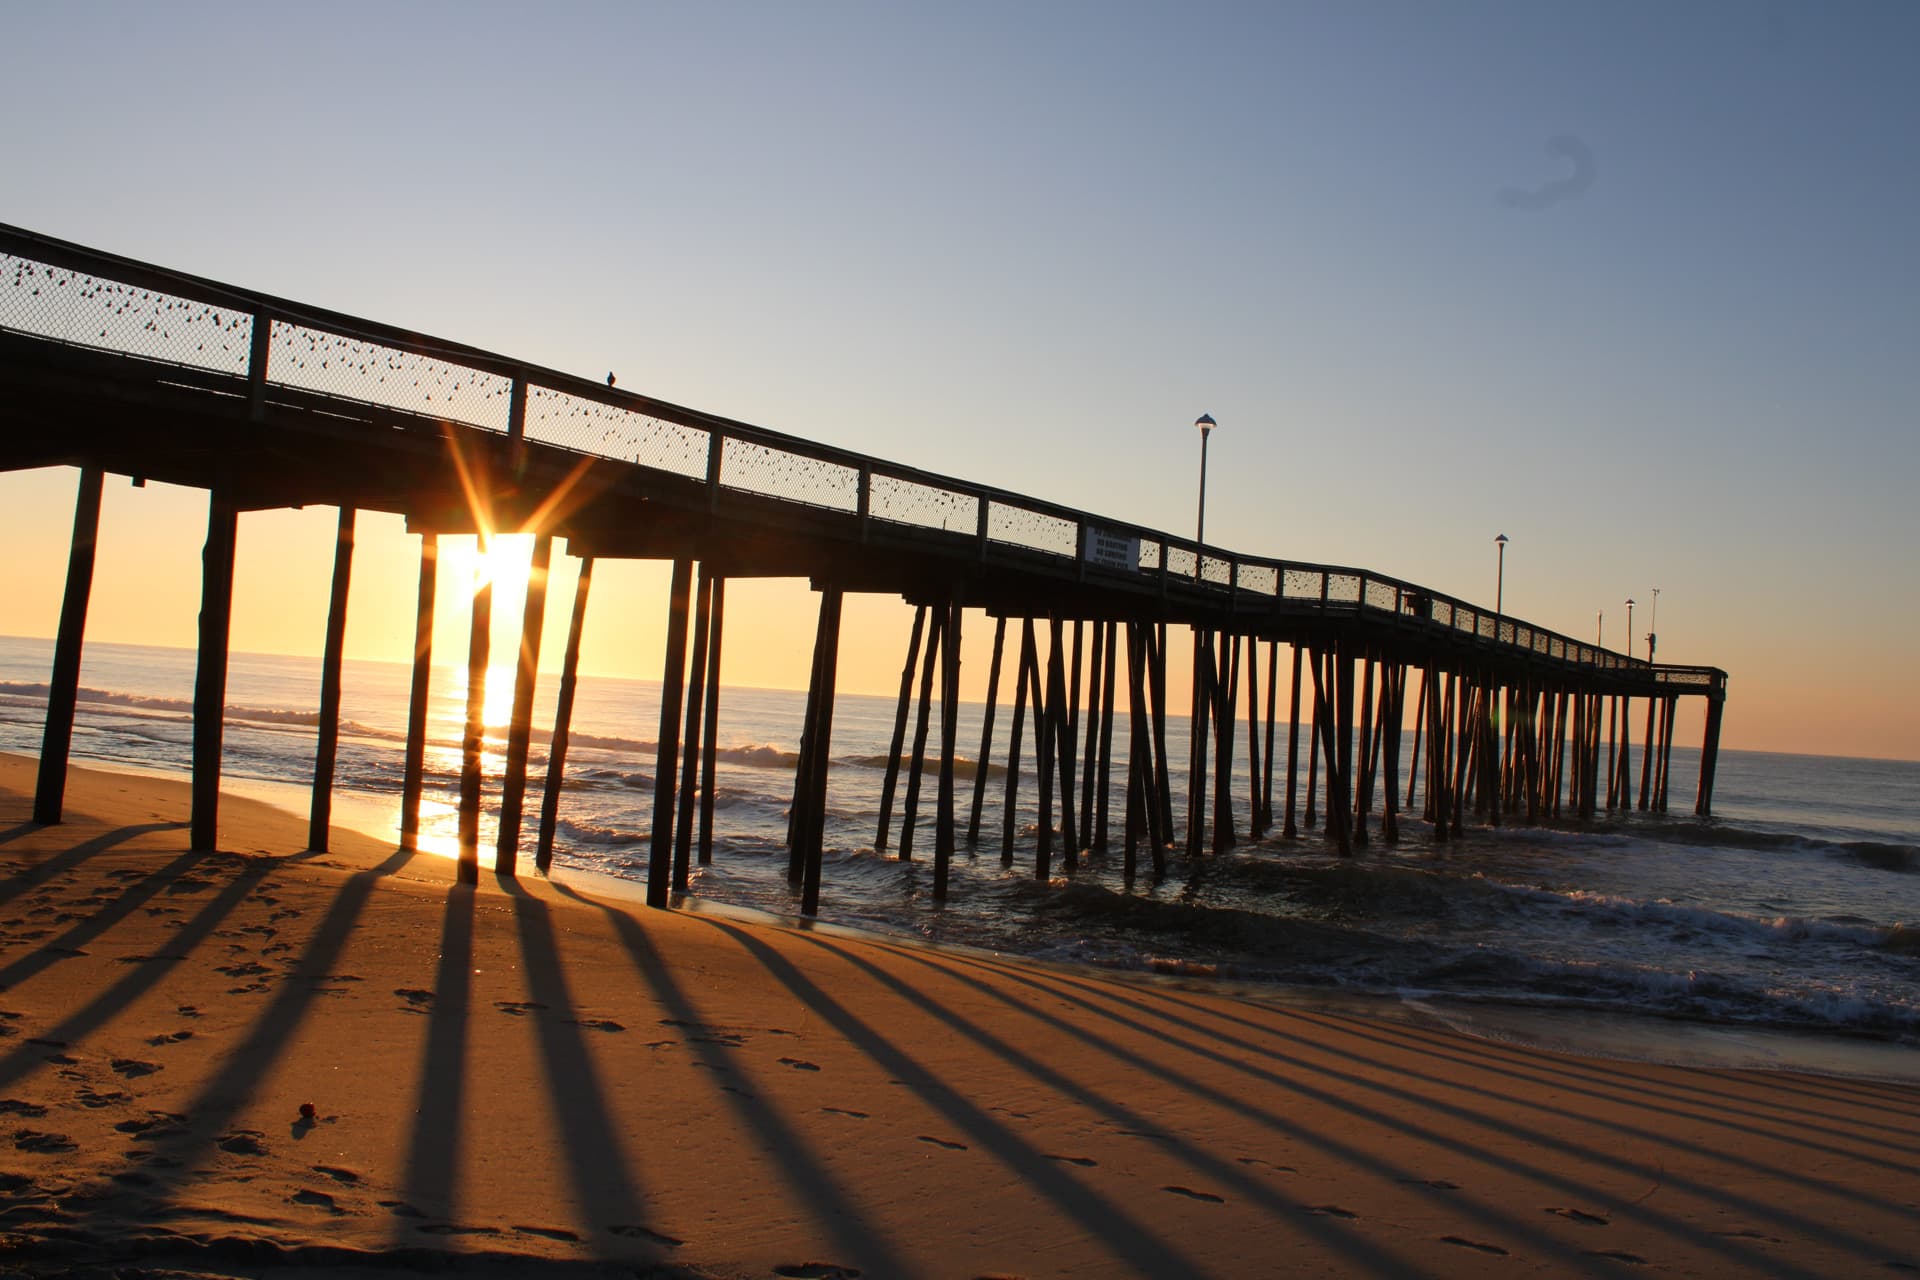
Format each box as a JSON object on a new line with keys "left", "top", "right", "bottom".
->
{"left": 268, "top": 321, "right": 513, "bottom": 433}
{"left": 3, "top": 253, "right": 252, "bottom": 375}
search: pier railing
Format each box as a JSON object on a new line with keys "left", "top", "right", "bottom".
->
{"left": 2, "top": 224, "right": 1712, "bottom": 689}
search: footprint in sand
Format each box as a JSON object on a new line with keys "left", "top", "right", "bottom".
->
{"left": 379, "top": 1200, "right": 427, "bottom": 1219}
{"left": 918, "top": 1136, "right": 967, "bottom": 1151}
{"left": 311, "top": 1165, "right": 360, "bottom": 1184}
{"left": 1581, "top": 1250, "right": 1649, "bottom": 1265}
{"left": 514, "top": 1225, "right": 580, "bottom": 1241}
{"left": 821, "top": 1107, "right": 868, "bottom": 1119}
{"left": 12, "top": 1129, "right": 77, "bottom": 1153}
{"left": 417, "top": 1223, "right": 501, "bottom": 1236}
{"left": 76, "top": 1087, "right": 130, "bottom": 1109}
{"left": 610, "top": 1224, "right": 683, "bottom": 1247}
{"left": 774, "top": 1265, "right": 861, "bottom": 1279}
{"left": 115, "top": 1114, "right": 172, "bottom": 1135}
{"left": 495, "top": 1001, "right": 547, "bottom": 1016}
{"left": 110, "top": 1058, "right": 161, "bottom": 1078}
{"left": 779, "top": 1057, "right": 821, "bottom": 1072}
{"left": 1045, "top": 1154, "right": 1098, "bottom": 1167}
{"left": 1162, "top": 1186, "right": 1224, "bottom": 1204}
{"left": 1547, "top": 1206, "right": 1610, "bottom": 1225}
{"left": 0, "top": 1099, "right": 47, "bottom": 1118}
{"left": 218, "top": 1131, "right": 269, "bottom": 1157}
{"left": 146, "top": 1030, "right": 194, "bottom": 1046}
{"left": 1399, "top": 1177, "right": 1461, "bottom": 1190}
{"left": 1239, "top": 1157, "right": 1298, "bottom": 1174}
{"left": 1307, "top": 1204, "right": 1359, "bottom": 1219}
{"left": 291, "top": 1188, "right": 345, "bottom": 1215}
{"left": 565, "top": 1018, "right": 626, "bottom": 1032}
{"left": 1441, "top": 1236, "right": 1509, "bottom": 1256}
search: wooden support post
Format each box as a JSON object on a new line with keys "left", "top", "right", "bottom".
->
{"left": 1336, "top": 644, "right": 1356, "bottom": 850}
{"left": 1094, "top": 618, "right": 1119, "bottom": 854}
{"left": 698, "top": 577, "right": 726, "bottom": 863}
{"left": 1261, "top": 638, "right": 1279, "bottom": 835}
{"left": 1434, "top": 671, "right": 1456, "bottom": 840}
{"left": 1123, "top": 622, "right": 1146, "bottom": 882}
{"left": 1034, "top": 619, "right": 1057, "bottom": 881}
{"left": 1304, "top": 648, "right": 1320, "bottom": 831}
{"left": 934, "top": 596, "right": 963, "bottom": 900}
{"left": 1186, "top": 629, "right": 1212, "bottom": 858}
{"left": 1048, "top": 616, "right": 1078, "bottom": 868}
{"left": 875, "top": 605, "right": 928, "bottom": 853}
{"left": 1307, "top": 647, "right": 1352, "bottom": 855}
{"left": 1149, "top": 622, "right": 1175, "bottom": 843}
{"left": 789, "top": 597, "right": 829, "bottom": 874}
{"left": 1638, "top": 694, "right": 1658, "bottom": 811}
{"left": 1550, "top": 689, "right": 1569, "bottom": 818}
{"left": 308, "top": 507, "right": 356, "bottom": 852}
{"left": 457, "top": 552, "right": 492, "bottom": 883}
{"left": 34, "top": 465, "right": 103, "bottom": 825}
{"left": 799, "top": 587, "right": 844, "bottom": 916}
{"left": 672, "top": 568, "right": 715, "bottom": 891}
{"left": 1002, "top": 619, "right": 1036, "bottom": 867}
{"left": 967, "top": 616, "right": 1006, "bottom": 845}
{"left": 1283, "top": 643, "right": 1303, "bottom": 839}
{"left": 647, "top": 558, "right": 693, "bottom": 909}
{"left": 899, "top": 605, "right": 945, "bottom": 860}
{"left": 191, "top": 494, "right": 238, "bottom": 854}
{"left": 1210, "top": 633, "right": 1237, "bottom": 853}
{"left": 1451, "top": 674, "right": 1471, "bottom": 832}
{"left": 400, "top": 533, "right": 437, "bottom": 852}
{"left": 1078, "top": 619, "right": 1104, "bottom": 849}
{"left": 1246, "top": 635, "right": 1264, "bottom": 838}
{"left": 1353, "top": 653, "right": 1374, "bottom": 847}
{"left": 1382, "top": 663, "right": 1404, "bottom": 844}
{"left": 1657, "top": 696, "right": 1677, "bottom": 812}
{"left": 1405, "top": 666, "right": 1428, "bottom": 812}
{"left": 536, "top": 556, "right": 593, "bottom": 872}
{"left": 1070, "top": 619, "right": 1090, "bottom": 849}
{"left": 495, "top": 533, "right": 551, "bottom": 877}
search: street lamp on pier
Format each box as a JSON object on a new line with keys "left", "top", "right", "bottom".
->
{"left": 1494, "top": 533, "right": 1509, "bottom": 616}
{"left": 1648, "top": 587, "right": 1659, "bottom": 662}
{"left": 1625, "top": 598, "right": 1636, "bottom": 659}
{"left": 1193, "top": 414, "right": 1216, "bottom": 582}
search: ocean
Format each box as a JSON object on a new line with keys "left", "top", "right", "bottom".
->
{"left": 3, "top": 634, "right": 1916, "bottom": 1078}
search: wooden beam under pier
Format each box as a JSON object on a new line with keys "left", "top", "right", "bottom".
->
{"left": 34, "top": 465, "right": 102, "bottom": 826}
{"left": 535, "top": 555, "right": 594, "bottom": 872}
{"left": 308, "top": 507, "right": 356, "bottom": 852}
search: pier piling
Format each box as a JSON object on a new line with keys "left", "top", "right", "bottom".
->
{"left": 34, "top": 465, "right": 102, "bottom": 826}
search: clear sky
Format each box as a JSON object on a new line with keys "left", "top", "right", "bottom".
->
{"left": 2, "top": 1, "right": 1915, "bottom": 760}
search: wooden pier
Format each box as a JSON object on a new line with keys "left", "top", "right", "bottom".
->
{"left": 2, "top": 223, "right": 1728, "bottom": 914}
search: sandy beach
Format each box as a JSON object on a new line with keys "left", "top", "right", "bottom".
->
{"left": 2, "top": 752, "right": 1916, "bottom": 1279}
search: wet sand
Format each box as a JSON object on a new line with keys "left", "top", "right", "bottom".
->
{"left": 2, "top": 752, "right": 1916, "bottom": 1278}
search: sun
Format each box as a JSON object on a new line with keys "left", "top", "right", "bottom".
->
{"left": 443, "top": 532, "right": 538, "bottom": 730}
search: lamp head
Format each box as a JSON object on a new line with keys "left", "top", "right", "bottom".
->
{"left": 1195, "top": 413, "right": 1216, "bottom": 436}
{"left": 1495, "top": 533, "right": 1508, "bottom": 546}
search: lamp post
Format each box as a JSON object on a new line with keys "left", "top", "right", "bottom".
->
{"left": 1625, "top": 598, "right": 1635, "bottom": 659}
{"left": 1648, "top": 587, "right": 1659, "bottom": 662}
{"left": 1193, "top": 414, "right": 1216, "bottom": 582}
{"left": 1596, "top": 610, "right": 1603, "bottom": 649}
{"left": 1494, "top": 533, "right": 1509, "bottom": 615}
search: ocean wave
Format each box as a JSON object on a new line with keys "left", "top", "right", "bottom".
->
{"left": 555, "top": 818, "right": 648, "bottom": 846}
{"left": 846, "top": 753, "right": 1006, "bottom": 781}
{"left": 1831, "top": 841, "right": 1919, "bottom": 874}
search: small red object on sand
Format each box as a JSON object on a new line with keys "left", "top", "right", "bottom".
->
{"left": 299, "top": 1102, "right": 317, "bottom": 1121}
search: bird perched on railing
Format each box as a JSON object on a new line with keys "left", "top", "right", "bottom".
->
{"left": 606, "top": 372, "right": 616, "bottom": 388}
